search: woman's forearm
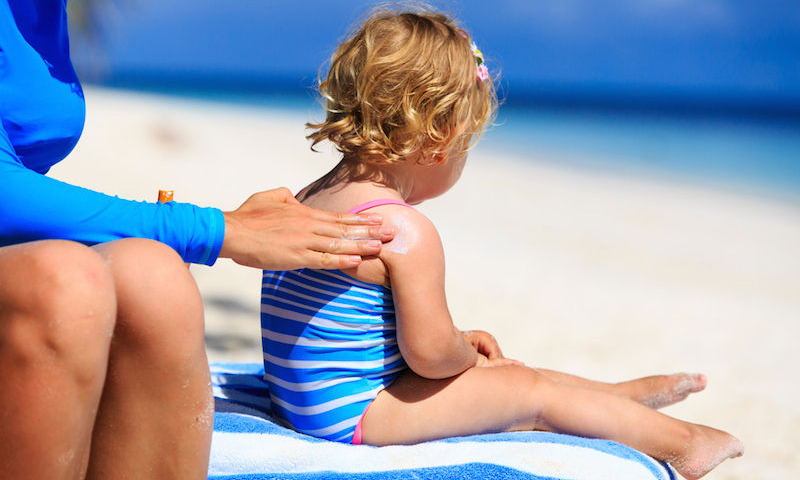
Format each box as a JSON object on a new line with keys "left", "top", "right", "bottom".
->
{"left": 0, "top": 156, "right": 224, "bottom": 265}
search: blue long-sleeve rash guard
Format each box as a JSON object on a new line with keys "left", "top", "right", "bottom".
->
{"left": 0, "top": 0, "right": 224, "bottom": 265}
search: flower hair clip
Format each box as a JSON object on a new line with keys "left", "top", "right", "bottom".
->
{"left": 471, "top": 41, "right": 489, "bottom": 82}
{"left": 460, "top": 30, "right": 489, "bottom": 82}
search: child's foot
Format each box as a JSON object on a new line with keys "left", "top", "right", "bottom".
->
{"left": 619, "top": 373, "right": 707, "bottom": 409}
{"left": 670, "top": 425, "right": 744, "bottom": 480}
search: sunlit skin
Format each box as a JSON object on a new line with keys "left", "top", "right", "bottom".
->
{"left": 0, "top": 187, "right": 395, "bottom": 479}
{"left": 298, "top": 138, "right": 743, "bottom": 479}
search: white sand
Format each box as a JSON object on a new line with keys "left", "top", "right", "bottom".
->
{"left": 53, "top": 87, "right": 800, "bottom": 479}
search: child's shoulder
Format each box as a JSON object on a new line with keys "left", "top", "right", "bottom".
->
{"left": 340, "top": 202, "right": 444, "bottom": 286}
{"left": 364, "top": 202, "right": 444, "bottom": 265}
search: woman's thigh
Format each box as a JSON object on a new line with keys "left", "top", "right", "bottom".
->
{"left": 0, "top": 237, "right": 204, "bottom": 357}
{"left": 90, "top": 237, "right": 205, "bottom": 350}
{"left": 0, "top": 240, "right": 116, "bottom": 362}
{"left": 0, "top": 241, "right": 117, "bottom": 480}
{"left": 83, "top": 239, "right": 212, "bottom": 480}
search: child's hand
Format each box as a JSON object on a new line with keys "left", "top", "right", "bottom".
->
{"left": 464, "top": 330, "right": 524, "bottom": 367}
{"left": 474, "top": 353, "right": 525, "bottom": 368}
{"left": 463, "top": 330, "right": 502, "bottom": 359}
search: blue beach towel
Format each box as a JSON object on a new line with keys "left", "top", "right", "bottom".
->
{"left": 209, "top": 362, "right": 675, "bottom": 480}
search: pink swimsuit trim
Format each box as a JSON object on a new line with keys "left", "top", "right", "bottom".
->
{"left": 347, "top": 198, "right": 413, "bottom": 214}
{"left": 351, "top": 399, "right": 374, "bottom": 445}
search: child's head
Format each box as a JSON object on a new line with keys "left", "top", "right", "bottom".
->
{"left": 307, "top": 4, "right": 497, "bottom": 165}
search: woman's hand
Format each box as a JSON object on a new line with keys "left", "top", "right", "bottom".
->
{"left": 220, "top": 187, "right": 394, "bottom": 270}
{"left": 464, "top": 330, "right": 525, "bottom": 367}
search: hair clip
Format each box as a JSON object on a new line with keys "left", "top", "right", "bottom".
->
{"left": 459, "top": 30, "right": 489, "bottom": 82}
{"left": 471, "top": 41, "right": 489, "bottom": 82}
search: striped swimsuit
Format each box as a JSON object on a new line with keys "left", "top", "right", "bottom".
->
{"left": 260, "top": 199, "right": 411, "bottom": 443}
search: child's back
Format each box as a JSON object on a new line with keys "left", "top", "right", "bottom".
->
{"left": 261, "top": 264, "right": 404, "bottom": 443}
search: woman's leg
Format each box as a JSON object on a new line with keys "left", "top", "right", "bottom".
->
{"left": 533, "top": 369, "right": 707, "bottom": 409}
{"left": 361, "top": 366, "right": 742, "bottom": 479}
{"left": 85, "top": 238, "right": 212, "bottom": 480}
{"left": 0, "top": 241, "right": 116, "bottom": 479}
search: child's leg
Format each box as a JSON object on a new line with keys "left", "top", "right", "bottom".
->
{"left": 361, "top": 366, "right": 742, "bottom": 480}
{"left": 534, "top": 369, "right": 707, "bottom": 409}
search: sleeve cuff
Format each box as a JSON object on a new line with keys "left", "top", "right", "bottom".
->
{"left": 193, "top": 206, "right": 226, "bottom": 266}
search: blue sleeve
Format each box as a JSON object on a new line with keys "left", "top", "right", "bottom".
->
{"left": 0, "top": 125, "right": 225, "bottom": 265}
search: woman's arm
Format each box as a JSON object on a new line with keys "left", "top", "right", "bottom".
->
{"left": 0, "top": 133, "right": 224, "bottom": 265}
{"left": 0, "top": 127, "right": 392, "bottom": 268}
{"left": 221, "top": 188, "right": 393, "bottom": 270}
{"left": 379, "top": 205, "right": 482, "bottom": 379}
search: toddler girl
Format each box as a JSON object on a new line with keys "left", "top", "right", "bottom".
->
{"left": 260, "top": 6, "right": 743, "bottom": 479}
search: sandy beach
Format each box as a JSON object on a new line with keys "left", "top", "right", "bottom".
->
{"left": 52, "top": 86, "right": 800, "bottom": 479}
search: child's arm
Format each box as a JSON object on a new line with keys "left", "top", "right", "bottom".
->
{"left": 380, "top": 206, "right": 510, "bottom": 379}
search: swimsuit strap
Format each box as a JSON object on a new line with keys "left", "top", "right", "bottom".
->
{"left": 347, "top": 199, "right": 414, "bottom": 214}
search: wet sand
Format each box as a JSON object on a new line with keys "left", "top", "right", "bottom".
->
{"left": 53, "top": 86, "right": 800, "bottom": 479}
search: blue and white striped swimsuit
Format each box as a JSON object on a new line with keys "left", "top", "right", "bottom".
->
{"left": 260, "top": 199, "right": 411, "bottom": 443}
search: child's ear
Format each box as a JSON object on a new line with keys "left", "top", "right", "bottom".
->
{"left": 431, "top": 152, "right": 447, "bottom": 165}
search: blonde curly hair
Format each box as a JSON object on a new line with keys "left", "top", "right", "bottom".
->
{"left": 306, "top": 5, "right": 497, "bottom": 164}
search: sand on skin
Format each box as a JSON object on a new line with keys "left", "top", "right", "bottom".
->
{"left": 51, "top": 86, "right": 800, "bottom": 479}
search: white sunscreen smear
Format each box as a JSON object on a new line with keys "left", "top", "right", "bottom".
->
{"left": 384, "top": 210, "right": 416, "bottom": 255}
{"left": 346, "top": 209, "right": 417, "bottom": 255}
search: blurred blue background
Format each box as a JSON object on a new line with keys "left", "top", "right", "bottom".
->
{"left": 68, "top": 0, "right": 800, "bottom": 199}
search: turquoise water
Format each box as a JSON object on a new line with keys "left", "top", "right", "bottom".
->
{"left": 73, "top": 0, "right": 800, "bottom": 204}
{"left": 107, "top": 83, "right": 800, "bottom": 203}
{"left": 481, "top": 105, "right": 800, "bottom": 202}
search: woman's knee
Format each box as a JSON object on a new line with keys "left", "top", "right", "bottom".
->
{"left": 0, "top": 240, "right": 116, "bottom": 368}
{"left": 97, "top": 238, "right": 205, "bottom": 356}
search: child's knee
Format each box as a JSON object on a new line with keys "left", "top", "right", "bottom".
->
{"left": 512, "top": 367, "right": 557, "bottom": 396}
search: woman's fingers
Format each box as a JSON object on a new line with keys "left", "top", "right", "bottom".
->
{"left": 313, "top": 209, "right": 385, "bottom": 225}
{"left": 313, "top": 222, "right": 396, "bottom": 243}
{"left": 311, "top": 236, "right": 384, "bottom": 257}
{"left": 219, "top": 188, "right": 396, "bottom": 270}
{"left": 298, "top": 204, "right": 395, "bottom": 240}
{"left": 302, "top": 251, "right": 366, "bottom": 270}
